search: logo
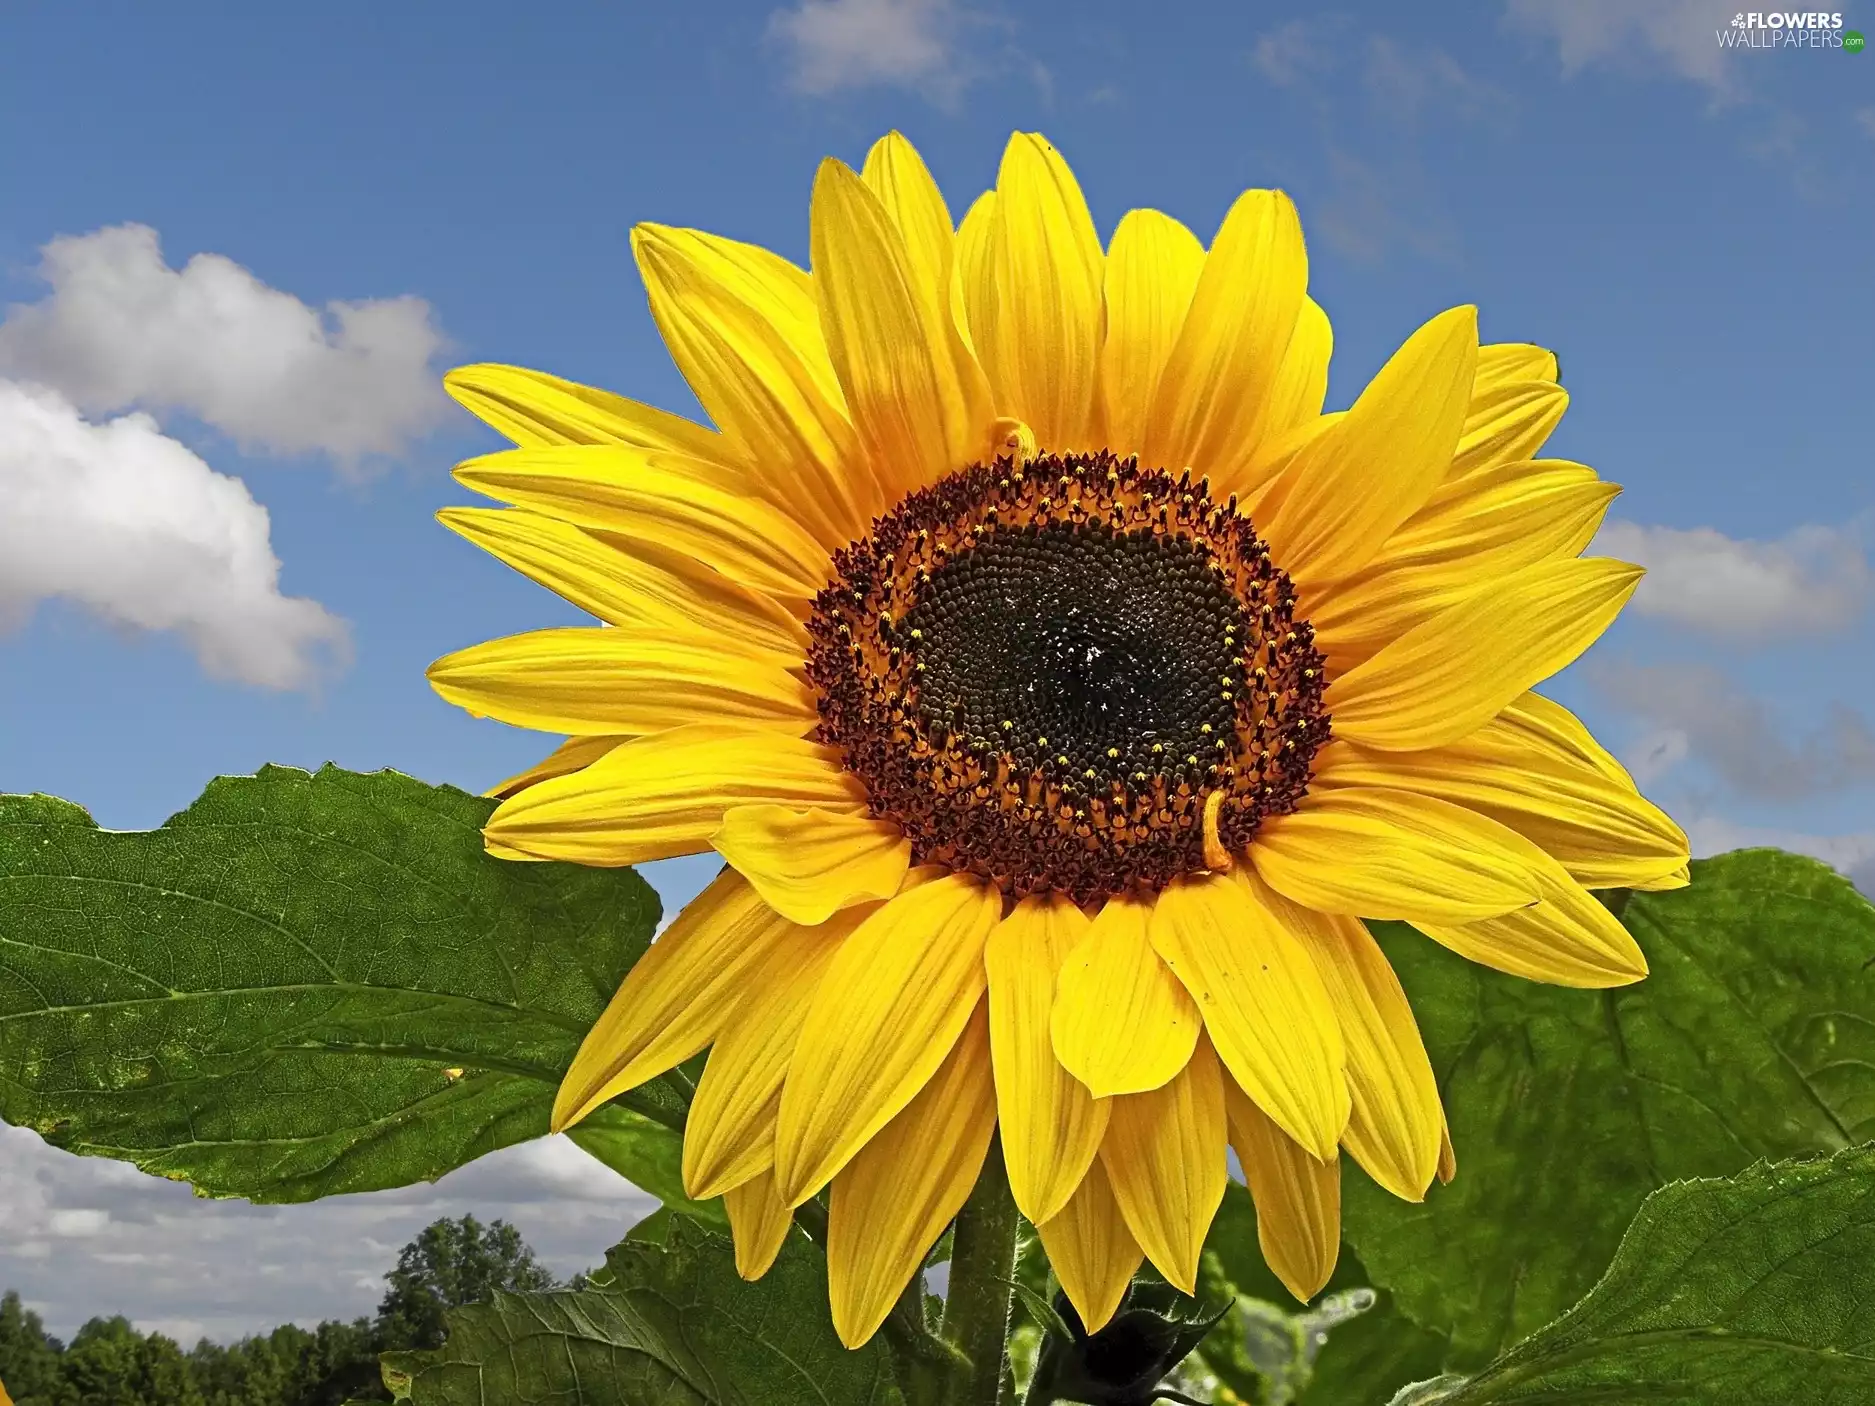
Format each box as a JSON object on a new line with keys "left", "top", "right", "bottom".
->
{"left": 1719, "top": 11, "right": 1860, "bottom": 47}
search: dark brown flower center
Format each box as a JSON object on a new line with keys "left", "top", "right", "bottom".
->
{"left": 805, "top": 450, "right": 1329, "bottom": 905}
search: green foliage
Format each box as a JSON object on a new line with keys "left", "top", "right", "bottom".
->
{"left": 0, "top": 1218, "right": 575, "bottom": 1406}
{"left": 0, "top": 766, "right": 685, "bottom": 1203}
{"left": 1402, "top": 1144, "right": 1875, "bottom": 1404}
{"left": 568, "top": 1104, "right": 727, "bottom": 1228}
{"left": 1191, "top": 1187, "right": 1445, "bottom": 1406}
{"left": 1344, "top": 850, "right": 1875, "bottom": 1367}
{"left": 383, "top": 1215, "right": 903, "bottom": 1406}
{"left": 1, "top": 1291, "right": 68, "bottom": 1406}
{"left": 376, "top": 1215, "right": 561, "bottom": 1352}
{"left": 7, "top": 749, "right": 1873, "bottom": 1406}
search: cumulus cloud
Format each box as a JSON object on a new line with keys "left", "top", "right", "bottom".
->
{"left": 1595, "top": 518, "right": 1870, "bottom": 639}
{"left": 1506, "top": 0, "right": 1738, "bottom": 91}
{"left": 0, "top": 224, "right": 447, "bottom": 469}
{"left": 1591, "top": 659, "right": 1875, "bottom": 799}
{"left": 0, "top": 380, "right": 348, "bottom": 690}
{"left": 1253, "top": 18, "right": 1507, "bottom": 124}
{"left": 0, "top": 1122, "right": 653, "bottom": 1343}
{"left": 768, "top": 0, "right": 977, "bottom": 98}
{"left": 1248, "top": 20, "right": 1504, "bottom": 263}
{"left": 1680, "top": 814, "right": 1875, "bottom": 894}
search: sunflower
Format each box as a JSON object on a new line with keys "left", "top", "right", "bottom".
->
{"left": 428, "top": 131, "right": 1689, "bottom": 1349}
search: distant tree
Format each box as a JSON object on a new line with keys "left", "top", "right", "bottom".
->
{"left": 58, "top": 1317, "right": 201, "bottom": 1406}
{"left": 0, "top": 1292, "right": 68, "bottom": 1406}
{"left": 374, "top": 1215, "right": 561, "bottom": 1351}
{"left": 1, "top": 1214, "right": 561, "bottom": 1406}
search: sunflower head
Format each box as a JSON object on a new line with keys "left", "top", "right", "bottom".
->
{"left": 430, "top": 130, "right": 1690, "bottom": 1350}
{"left": 808, "top": 447, "right": 1329, "bottom": 905}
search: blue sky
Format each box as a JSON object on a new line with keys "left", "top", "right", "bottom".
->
{"left": 1, "top": 0, "right": 1871, "bottom": 1341}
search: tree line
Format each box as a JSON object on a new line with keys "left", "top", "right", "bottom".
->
{"left": 0, "top": 1215, "right": 570, "bottom": 1406}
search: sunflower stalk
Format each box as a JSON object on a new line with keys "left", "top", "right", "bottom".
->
{"left": 942, "top": 1139, "right": 1022, "bottom": 1405}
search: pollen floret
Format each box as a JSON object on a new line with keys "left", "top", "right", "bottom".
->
{"left": 806, "top": 450, "right": 1330, "bottom": 904}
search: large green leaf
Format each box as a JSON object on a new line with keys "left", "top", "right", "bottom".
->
{"left": 383, "top": 1214, "right": 905, "bottom": 1406}
{"left": 1409, "top": 1144, "right": 1875, "bottom": 1404}
{"left": 1346, "top": 849, "right": 1875, "bottom": 1366}
{"left": 0, "top": 765, "right": 677, "bottom": 1202}
{"left": 571, "top": 1105, "right": 726, "bottom": 1228}
{"left": 1195, "top": 1183, "right": 1446, "bottom": 1405}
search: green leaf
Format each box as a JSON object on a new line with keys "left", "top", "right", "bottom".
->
{"left": 1194, "top": 1184, "right": 1446, "bottom": 1405}
{"left": 385, "top": 1214, "right": 904, "bottom": 1406}
{"left": 0, "top": 765, "right": 670, "bottom": 1202}
{"left": 570, "top": 1105, "right": 727, "bottom": 1227}
{"left": 1418, "top": 1143, "right": 1875, "bottom": 1404}
{"left": 1346, "top": 849, "right": 1875, "bottom": 1366}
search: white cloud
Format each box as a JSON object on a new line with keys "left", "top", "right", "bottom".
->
{"left": 1506, "top": 0, "right": 1738, "bottom": 91}
{"left": 1594, "top": 519, "right": 1869, "bottom": 639}
{"left": 1251, "top": 17, "right": 1339, "bottom": 87}
{"left": 1681, "top": 814, "right": 1875, "bottom": 893}
{"left": 0, "top": 224, "right": 447, "bottom": 469}
{"left": 1592, "top": 660, "right": 1875, "bottom": 799}
{"left": 1858, "top": 107, "right": 1875, "bottom": 139}
{"left": 1252, "top": 19, "right": 1507, "bottom": 124}
{"left": 1247, "top": 21, "right": 1501, "bottom": 263}
{"left": 769, "top": 0, "right": 972, "bottom": 97}
{"left": 1363, "top": 34, "right": 1511, "bottom": 124}
{"left": 0, "top": 380, "right": 349, "bottom": 690}
{"left": 0, "top": 1122, "right": 654, "bottom": 1342}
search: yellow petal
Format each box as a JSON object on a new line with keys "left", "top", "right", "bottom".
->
{"left": 452, "top": 446, "right": 832, "bottom": 603}
{"left": 774, "top": 874, "right": 1001, "bottom": 1203}
{"left": 1328, "top": 556, "right": 1645, "bottom": 752}
{"left": 1223, "top": 1079, "right": 1341, "bottom": 1302}
{"left": 1034, "top": 1157, "right": 1143, "bottom": 1334}
{"left": 953, "top": 190, "right": 996, "bottom": 358}
{"left": 428, "top": 628, "right": 814, "bottom": 738}
{"left": 485, "top": 724, "right": 864, "bottom": 867}
{"left": 827, "top": 1002, "right": 997, "bottom": 1349}
{"left": 1437, "top": 1116, "right": 1457, "bottom": 1183}
{"left": 1634, "top": 863, "right": 1690, "bottom": 891}
{"left": 1261, "top": 306, "right": 1478, "bottom": 586}
{"left": 973, "top": 133, "right": 1105, "bottom": 452}
{"left": 986, "top": 894, "right": 1111, "bottom": 1224}
{"left": 724, "top": 1169, "right": 795, "bottom": 1281}
{"left": 1099, "top": 1038, "right": 1229, "bottom": 1293}
{"left": 444, "top": 362, "right": 722, "bottom": 457}
{"left": 1324, "top": 711, "right": 1689, "bottom": 893}
{"left": 1251, "top": 787, "right": 1540, "bottom": 924}
{"left": 1412, "top": 819, "right": 1650, "bottom": 987}
{"left": 1309, "top": 460, "right": 1620, "bottom": 673}
{"left": 1246, "top": 873, "right": 1442, "bottom": 1202}
{"left": 1473, "top": 342, "right": 1558, "bottom": 392}
{"left": 812, "top": 159, "right": 981, "bottom": 502}
{"left": 683, "top": 909, "right": 858, "bottom": 1199}
{"left": 1143, "top": 189, "right": 1308, "bottom": 482}
{"left": 1451, "top": 380, "right": 1569, "bottom": 479}
{"left": 861, "top": 132, "right": 994, "bottom": 459}
{"left": 1503, "top": 690, "right": 1636, "bottom": 785}
{"left": 632, "top": 223, "right": 868, "bottom": 549}
{"left": 1052, "top": 894, "right": 1201, "bottom": 1097}
{"left": 1148, "top": 873, "right": 1348, "bottom": 1160}
{"left": 1242, "top": 296, "right": 1332, "bottom": 489}
{"left": 713, "top": 803, "right": 912, "bottom": 926}
{"left": 1099, "top": 209, "right": 1205, "bottom": 457}
{"left": 553, "top": 868, "right": 792, "bottom": 1131}
{"left": 485, "top": 734, "right": 626, "bottom": 800}
{"left": 436, "top": 507, "right": 806, "bottom": 654}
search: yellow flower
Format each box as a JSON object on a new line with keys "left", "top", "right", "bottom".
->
{"left": 429, "top": 131, "right": 1689, "bottom": 1349}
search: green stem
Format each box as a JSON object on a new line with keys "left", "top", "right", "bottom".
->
{"left": 943, "top": 1139, "right": 1021, "bottom": 1406}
